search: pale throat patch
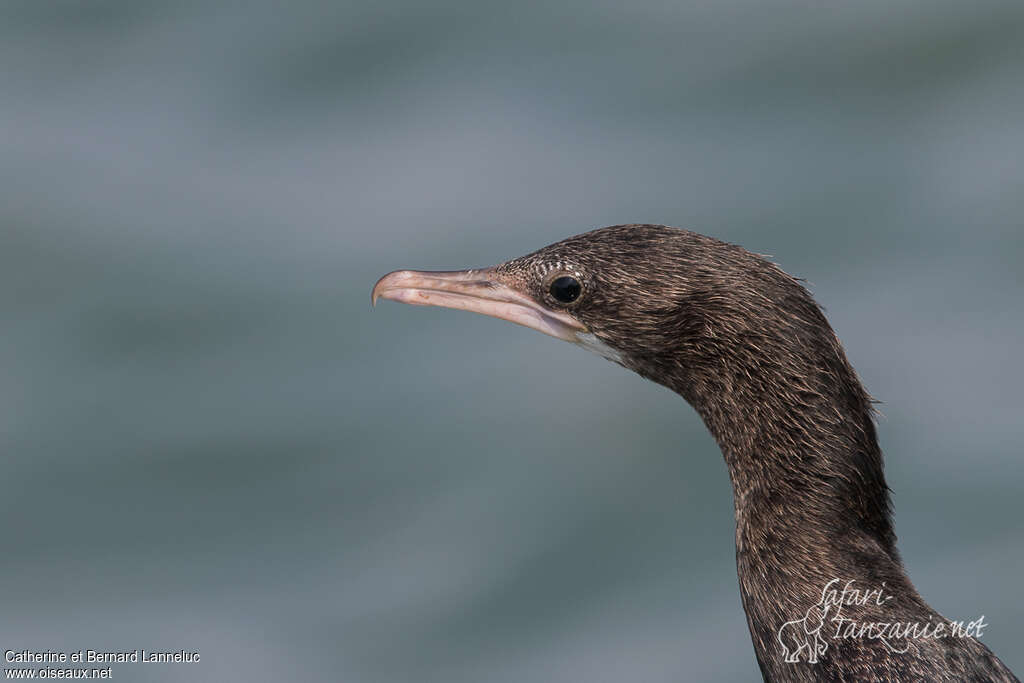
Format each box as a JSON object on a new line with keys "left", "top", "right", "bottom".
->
{"left": 574, "top": 332, "right": 624, "bottom": 365}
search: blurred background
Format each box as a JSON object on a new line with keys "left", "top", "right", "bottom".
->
{"left": 2, "top": 1, "right": 1022, "bottom": 681}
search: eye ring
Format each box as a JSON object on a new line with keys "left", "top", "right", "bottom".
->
{"left": 548, "top": 274, "right": 582, "bottom": 304}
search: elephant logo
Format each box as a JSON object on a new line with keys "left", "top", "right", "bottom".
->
{"left": 777, "top": 603, "right": 833, "bottom": 663}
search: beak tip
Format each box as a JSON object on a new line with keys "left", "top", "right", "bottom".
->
{"left": 371, "top": 271, "right": 401, "bottom": 307}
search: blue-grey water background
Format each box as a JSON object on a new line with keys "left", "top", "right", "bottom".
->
{"left": 2, "top": 1, "right": 1023, "bottom": 681}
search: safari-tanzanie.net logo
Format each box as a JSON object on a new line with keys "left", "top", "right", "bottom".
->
{"left": 777, "top": 579, "right": 989, "bottom": 664}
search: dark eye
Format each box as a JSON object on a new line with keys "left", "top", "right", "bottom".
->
{"left": 549, "top": 275, "right": 581, "bottom": 303}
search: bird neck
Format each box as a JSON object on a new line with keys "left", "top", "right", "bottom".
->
{"left": 677, "top": 358, "right": 917, "bottom": 674}
{"left": 704, "top": 389, "right": 897, "bottom": 560}
{"left": 715, "top": 405, "right": 905, "bottom": 610}
{"left": 645, "top": 338, "right": 905, "bottom": 610}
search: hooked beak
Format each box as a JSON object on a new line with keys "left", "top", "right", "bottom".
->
{"left": 372, "top": 268, "right": 589, "bottom": 343}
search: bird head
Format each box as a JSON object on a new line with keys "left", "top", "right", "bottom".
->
{"left": 372, "top": 224, "right": 834, "bottom": 405}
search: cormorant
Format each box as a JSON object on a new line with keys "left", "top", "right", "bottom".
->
{"left": 372, "top": 224, "right": 1018, "bottom": 682}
